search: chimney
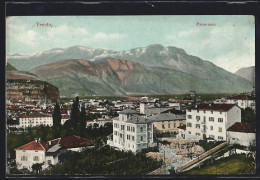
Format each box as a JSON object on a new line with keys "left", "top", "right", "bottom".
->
{"left": 38, "top": 138, "right": 41, "bottom": 142}
{"left": 48, "top": 141, "right": 51, "bottom": 146}
{"left": 35, "top": 138, "right": 38, "bottom": 143}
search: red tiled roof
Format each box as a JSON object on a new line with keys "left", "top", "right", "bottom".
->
{"left": 19, "top": 114, "right": 52, "bottom": 118}
{"left": 187, "top": 104, "right": 235, "bottom": 112}
{"left": 227, "top": 122, "right": 255, "bottom": 133}
{"left": 61, "top": 114, "right": 70, "bottom": 119}
{"left": 228, "top": 94, "right": 254, "bottom": 100}
{"left": 59, "top": 135, "right": 94, "bottom": 148}
{"left": 177, "top": 124, "right": 186, "bottom": 130}
{"left": 16, "top": 140, "right": 48, "bottom": 151}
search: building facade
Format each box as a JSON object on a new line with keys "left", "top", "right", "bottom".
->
{"left": 17, "top": 114, "right": 53, "bottom": 128}
{"left": 185, "top": 104, "right": 241, "bottom": 141}
{"left": 108, "top": 109, "right": 154, "bottom": 153}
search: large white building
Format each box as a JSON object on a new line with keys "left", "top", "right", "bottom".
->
{"left": 17, "top": 114, "right": 53, "bottom": 128}
{"left": 107, "top": 109, "right": 154, "bottom": 153}
{"left": 185, "top": 104, "right": 241, "bottom": 141}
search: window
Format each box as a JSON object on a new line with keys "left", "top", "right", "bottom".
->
{"left": 218, "top": 118, "right": 223, "bottom": 123}
{"left": 241, "top": 103, "right": 244, "bottom": 106}
{"left": 121, "top": 125, "right": 124, "bottom": 130}
{"left": 133, "top": 127, "right": 135, "bottom": 132}
{"left": 141, "top": 136, "right": 143, "bottom": 141}
{"left": 218, "top": 136, "right": 223, "bottom": 140}
{"left": 21, "top": 156, "right": 27, "bottom": 161}
{"left": 187, "top": 123, "right": 192, "bottom": 127}
{"left": 211, "top": 111, "right": 213, "bottom": 114}
{"left": 197, "top": 110, "right": 199, "bottom": 113}
{"left": 196, "top": 124, "right": 200, "bottom": 129}
{"left": 209, "top": 135, "right": 215, "bottom": 139}
{"left": 120, "top": 133, "right": 122, "bottom": 138}
{"left": 114, "top": 131, "right": 117, "bottom": 136}
{"left": 210, "top": 126, "right": 213, "bottom": 130}
{"left": 188, "top": 131, "right": 191, "bottom": 134}
{"left": 219, "top": 127, "right": 222, "bottom": 132}
{"left": 204, "top": 110, "right": 206, "bottom": 113}
{"left": 188, "top": 115, "right": 192, "bottom": 119}
{"left": 162, "top": 124, "right": 165, "bottom": 129}
{"left": 168, "top": 124, "right": 171, "bottom": 128}
{"left": 33, "top": 156, "right": 39, "bottom": 161}
{"left": 140, "top": 127, "right": 143, "bottom": 132}
{"left": 127, "top": 126, "right": 130, "bottom": 131}
{"left": 47, "top": 160, "right": 52, "bottom": 165}
{"left": 220, "top": 111, "right": 222, "bottom": 114}
{"left": 174, "top": 123, "right": 176, "bottom": 128}
{"left": 195, "top": 133, "right": 200, "bottom": 136}
{"left": 209, "top": 117, "right": 214, "bottom": 122}
{"left": 132, "top": 136, "right": 135, "bottom": 141}
{"left": 196, "top": 116, "right": 200, "bottom": 121}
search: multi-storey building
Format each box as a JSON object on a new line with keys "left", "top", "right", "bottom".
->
{"left": 147, "top": 113, "right": 186, "bottom": 133}
{"left": 107, "top": 109, "right": 154, "bottom": 153}
{"left": 18, "top": 114, "right": 53, "bottom": 128}
{"left": 185, "top": 104, "right": 241, "bottom": 141}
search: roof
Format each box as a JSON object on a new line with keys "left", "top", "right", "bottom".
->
{"left": 59, "top": 135, "right": 94, "bottom": 148}
{"left": 16, "top": 135, "right": 94, "bottom": 151}
{"left": 161, "top": 108, "right": 185, "bottom": 115}
{"left": 118, "top": 108, "right": 138, "bottom": 114}
{"left": 47, "top": 144, "right": 61, "bottom": 153}
{"left": 16, "top": 140, "right": 49, "bottom": 151}
{"left": 177, "top": 124, "right": 186, "bottom": 130}
{"left": 227, "top": 122, "right": 255, "bottom": 133}
{"left": 187, "top": 104, "right": 235, "bottom": 112}
{"left": 61, "top": 114, "right": 70, "bottom": 119}
{"left": 147, "top": 107, "right": 172, "bottom": 115}
{"left": 147, "top": 113, "right": 186, "bottom": 122}
{"left": 125, "top": 114, "right": 153, "bottom": 124}
{"left": 19, "top": 114, "right": 52, "bottom": 118}
{"left": 228, "top": 94, "right": 254, "bottom": 100}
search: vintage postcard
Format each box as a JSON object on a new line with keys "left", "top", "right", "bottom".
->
{"left": 6, "top": 15, "right": 256, "bottom": 176}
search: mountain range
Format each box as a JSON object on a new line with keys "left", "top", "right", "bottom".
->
{"left": 7, "top": 44, "right": 254, "bottom": 97}
{"left": 235, "top": 66, "right": 255, "bottom": 84}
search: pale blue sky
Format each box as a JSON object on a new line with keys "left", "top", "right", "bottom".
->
{"left": 6, "top": 15, "right": 255, "bottom": 72}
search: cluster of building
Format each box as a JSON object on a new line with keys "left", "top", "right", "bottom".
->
{"left": 9, "top": 91, "right": 256, "bottom": 172}
{"left": 107, "top": 93, "right": 256, "bottom": 153}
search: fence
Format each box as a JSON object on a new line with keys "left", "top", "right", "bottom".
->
{"left": 176, "top": 142, "right": 227, "bottom": 173}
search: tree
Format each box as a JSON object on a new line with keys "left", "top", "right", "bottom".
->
{"left": 241, "top": 107, "right": 256, "bottom": 128}
{"left": 70, "top": 97, "right": 80, "bottom": 130}
{"left": 32, "top": 162, "right": 44, "bottom": 174}
{"left": 52, "top": 102, "right": 61, "bottom": 138}
{"left": 78, "top": 104, "right": 86, "bottom": 137}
